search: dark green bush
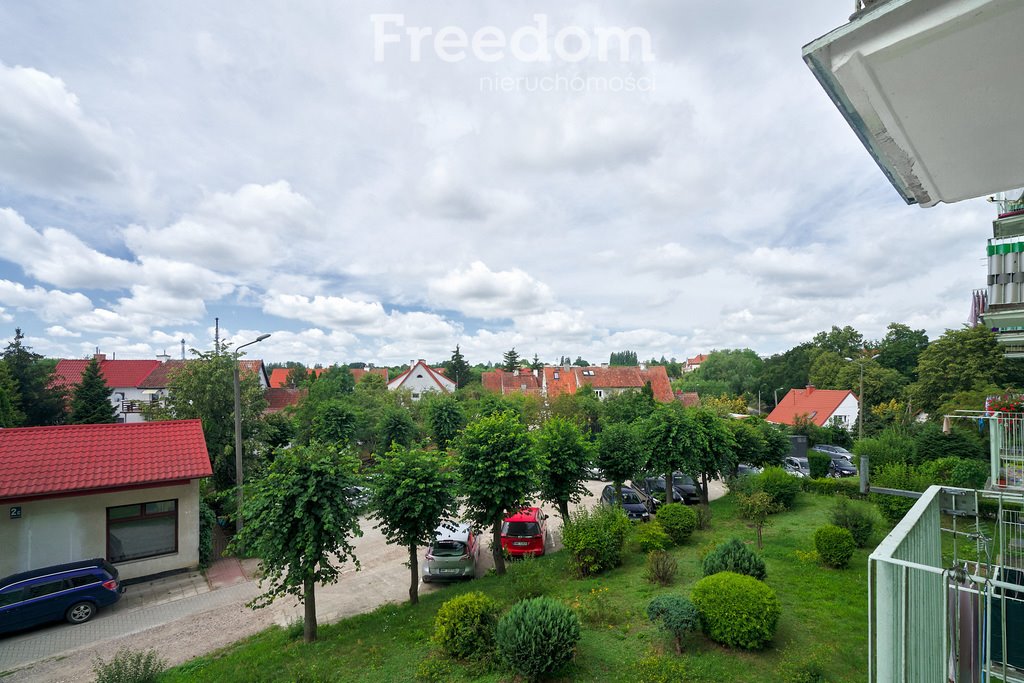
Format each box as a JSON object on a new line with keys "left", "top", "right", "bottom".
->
{"left": 871, "top": 462, "right": 928, "bottom": 524}
{"left": 432, "top": 591, "right": 500, "bottom": 659}
{"left": 920, "top": 456, "right": 988, "bottom": 489}
{"left": 802, "top": 477, "right": 865, "bottom": 498}
{"left": 725, "top": 473, "right": 758, "bottom": 496}
{"left": 496, "top": 597, "right": 581, "bottom": 681}
{"left": 644, "top": 549, "right": 678, "bottom": 586}
{"left": 691, "top": 571, "right": 781, "bottom": 649}
{"left": 646, "top": 595, "right": 700, "bottom": 653}
{"left": 913, "top": 422, "right": 984, "bottom": 463}
{"left": 756, "top": 466, "right": 801, "bottom": 509}
{"left": 814, "top": 525, "right": 856, "bottom": 568}
{"left": 701, "top": 538, "right": 767, "bottom": 581}
{"left": 655, "top": 503, "right": 697, "bottom": 545}
{"left": 634, "top": 520, "right": 672, "bottom": 552}
{"left": 807, "top": 451, "right": 831, "bottom": 479}
{"left": 198, "top": 497, "right": 217, "bottom": 569}
{"left": 506, "top": 554, "right": 553, "bottom": 601}
{"left": 92, "top": 647, "right": 167, "bottom": 683}
{"left": 562, "top": 504, "right": 631, "bottom": 577}
{"left": 830, "top": 497, "right": 875, "bottom": 548}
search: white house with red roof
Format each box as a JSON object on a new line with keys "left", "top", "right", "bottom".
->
{"left": 766, "top": 385, "right": 859, "bottom": 431}
{"left": 52, "top": 354, "right": 161, "bottom": 424}
{"left": 684, "top": 354, "right": 709, "bottom": 373}
{"left": 388, "top": 359, "right": 455, "bottom": 400}
{"left": 0, "top": 420, "right": 212, "bottom": 580}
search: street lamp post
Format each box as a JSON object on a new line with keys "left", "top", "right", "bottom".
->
{"left": 234, "top": 333, "right": 271, "bottom": 533}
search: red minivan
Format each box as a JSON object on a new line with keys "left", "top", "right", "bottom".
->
{"left": 501, "top": 507, "right": 548, "bottom": 557}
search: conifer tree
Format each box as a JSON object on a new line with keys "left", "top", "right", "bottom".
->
{"left": 69, "top": 357, "right": 118, "bottom": 424}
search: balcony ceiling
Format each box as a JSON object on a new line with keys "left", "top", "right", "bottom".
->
{"left": 803, "top": 0, "right": 1024, "bottom": 207}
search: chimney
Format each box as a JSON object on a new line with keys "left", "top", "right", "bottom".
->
{"left": 156, "top": 350, "right": 170, "bottom": 362}
{"left": 94, "top": 353, "right": 106, "bottom": 362}
{"left": 806, "top": 385, "right": 815, "bottom": 394}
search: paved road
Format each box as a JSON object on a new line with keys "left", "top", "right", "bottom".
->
{"left": 1, "top": 478, "right": 725, "bottom": 681}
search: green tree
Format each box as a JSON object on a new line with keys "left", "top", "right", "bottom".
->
{"left": 695, "top": 349, "right": 764, "bottom": 396}
{"left": 455, "top": 411, "right": 539, "bottom": 575}
{"left": 376, "top": 406, "right": 417, "bottom": 454}
{"left": 0, "top": 360, "right": 25, "bottom": 427}
{"left": 68, "top": 357, "right": 117, "bottom": 424}
{"left": 370, "top": 446, "right": 457, "bottom": 605}
{"left": 502, "top": 348, "right": 521, "bottom": 372}
{"left": 760, "top": 343, "right": 816, "bottom": 406}
{"left": 595, "top": 421, "right": 647, "bottom": 500}
{"left": 311, "top": 399, "right": 357, "bottom": 445}
{"left": 679, "top": 408, "right": 737, "bottom": 505}
{"left": 2, "top": 328, "right": 65, "bottom": 426}
{"left": 573, "top": 356, "right": 590, "bottom": 367}
{"left": 426, "top": 394, "right": 466, "bottom": 450}
{"left": 609, "top": 350, "right": 638, "bottom": 366}
{"left": 877, "top": 323, "right": 928, "bottom": 380}
{"left": 144, "top": 343, "right": 268, "bottom": 490}
{"left": 284, "top": 364, "right": 310, "bottom": 388}
{"left": 292, "top": 365, "right": 357, "bottom": 445}
{"left": 643, "top": 402, "right": 693, "bottom": 499}
{"left": 530, "top": 354, "right": 544, "bottom": 371}
{"left": 812, "top": 325, "right": 865, "bottom": 358}
{"left": 910, "top": 326, "right": 1007, "bottom": 414}
{"left": 444, "top": 345, "right": 472, "bottom": 390}
{"left": 535, "top": 417, "right": 592, "bottom": 522}
{"left": 549, "top": 390, "right": 603, "bottom": 436}
{"left": 228, "top": 443, "right": 362, "bottom": 642}
{"left": 600, "top": 389, "right": 655, "bottom": 425}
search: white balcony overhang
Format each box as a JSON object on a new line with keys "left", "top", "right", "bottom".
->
{"left": 803, "top": 0, "right": 1024, "bottom": 207}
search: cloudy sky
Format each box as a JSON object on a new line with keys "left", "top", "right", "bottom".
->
{"left": 0, "top": 2, "right": 993, "bottom": 366}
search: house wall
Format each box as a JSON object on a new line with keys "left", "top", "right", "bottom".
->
{"left": 391, "top": 366, "right": 453, "bottom": 400}
{"left": 109, "top": 386, "right": 152, "bottom": 424}
{"left": 0, "top": 480, "right": 202, "bottom": 580}
{"left": 829, "top": 394, "right": 860, "bottom": 430}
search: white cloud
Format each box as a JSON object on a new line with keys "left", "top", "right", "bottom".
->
{"left": 0, "top": 280, "right": 93, "bottom": 322}
{"left": 45, "top": 325, "right": 81, "bottom": 338}
{"left": 428, "top": 261, "right": 554, "bottom": 319}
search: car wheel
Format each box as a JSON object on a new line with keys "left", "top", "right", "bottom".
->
{"left": 66, "top": 601, "right": 96, "bottom": 624}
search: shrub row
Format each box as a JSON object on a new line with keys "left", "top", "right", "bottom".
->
{"left": 802, "top": 477, "right": 865, "bottom": 499}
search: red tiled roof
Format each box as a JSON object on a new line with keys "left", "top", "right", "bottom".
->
{"left": 52, "top": 358, "right": 162, "bottom": 390}
{"left": 268, "top": 367, "right": 327, "bottom": 388}
{"left": 481, "top": 369, "right": 542, "bottom": 395}
{"left": 265, "top": 387, "right": 306, "bottom": 413}
{"left": 0, "top": 420, "right": 212, "bottom": 501}
{"left": 766, "top": 387, "right": 856, "bottom": 427}
{"left": 542, "top": 367, "right": 580, "bottom": 399}
{"left": 351, "top": 368, "right": 389, "bottom": 383}
{"left": 388, "top": 360, "right": 455, "bottom": 393}
{"left": 675, "top": 391, "right": 701, "bottom": 407}
{"left": 686, "top": 354, "right": 708, "bottom": 366}
{"left": 639, "top": 366, "right": 674, "bottom": 402}
{"left": 540, "top": 366, "right": 673, "bottom": 402}
{"left": 138, "top": 360, "right": 187, "bottom": 389}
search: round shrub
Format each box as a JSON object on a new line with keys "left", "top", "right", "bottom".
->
{"left": 562, "top": 504, "right": 631, "bottom": 577}
{"left": 807, "top": 451, "right": 831, "bottom": 479}
{"left": 432, "top": 591, "right": 500, "bottom": 659}
{"left": 646, "top": 595, "right": 700, "bottom": 653}
{"left": 756, "top": 466, "right": 801, "bottom": 510}
{"left": 655, "top": 503, "right": 697, "bottom": 545}
{"left": 814, "top": 525, "right": 856, "bottom": 568}
{"left": 701, "top": 538, "right": 767, "bottom": 581}
{"left": 829, "top": 497, "right": 874, "bottom": 548}
{"left": 691, "top": 571, "right": 781, "bottom": 650}
{"left": 634, "top": 520, "right": 672, "bottom": 552}
{"left": 496, "top": 597, "right": 581, "bottom": 681}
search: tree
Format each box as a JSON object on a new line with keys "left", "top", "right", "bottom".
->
{"left": 679, "top": 408, "right": 737, "bottom": 505}
{"left": 530, "top": 354, "right": 544, "bottom": 371}
{"left": 737, "top": 491, "right": 781, "bottom": 550}
{"left": 600, "top": 389, "right": 655, "bottom": 425}
{"left": 228, "top": 443, "right": 362, "bottom": 642}
{"left": 534, "top": 417, "right": 592, "bottom": 522}
{"left": 68, "top": 357, "right": 117, "bottom": 424}
{"left": 311, "top": 399, "right": 357, "bottom": 445}
{"left": 695, "top": 349, "right": 763, "bottom": 396}
{"left": 2, "top": 328, "right": 65, "bottom": 426}
{"left": 376, "top": 406, "right": 417, "bottom": 454}
{"left": 502, "top": 348, "right": 521, "bottom": 372}
{"left": 573, "top": 356, "right": 590, "bottom": 367}
{"left": 445, "top": 345, "right": 471, "bottom": 390}
{"left": 595, "top": 422, "right": 646, "bottom": 500}
{"left": 0, "top": 360, "right": 25, "bottom": 427}
{"left": 370, "top": 446, "right": 457, "bottom": 605}
{"left": 548, "top": 390, "right": 603, "bottom": 436}
{"left": 910, "top": 326, "right": 1007, "bottom": 414}
{"left": 760, "top": 343, "right": 816, "bottom": 406}
{"left": 144, "top": 343, "right": 268, "bottom": 490}
{"left": 812, "top": 325, "right": 865, "bottom": 358}
{"left": 285, "top": 364, "right": 310, "bottom": 388}
{"left": 426, "top": 394, "right": 466, "bottom": 450}
{"left": 292, "top": 365, "right": 357, "bottom": 445}
{"left": 877, "top": 323, "right": 928, "bottom": 381}
{"left": 455, "top": 411, "right": 539, "bottom": 575}
{"left": 609, "top": 350, "right": 638, "bottom": 366}
{"left": 643, "top": 402, "right": 693, "bottom": 500}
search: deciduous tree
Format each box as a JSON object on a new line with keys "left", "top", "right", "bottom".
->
{"left": 535, "top": 416, "right": 592, "bottom": 522}
{"left": 911, "top": 326, "right": 1007, "bottom": 414}
{"left": 680, "top": 408, "right": 737, "bottom": 505}
{"left": 595, "top": 421, "right": 647, "bottom": 500}
{"left": 426, "top": 394, "right": 466, "bottom": 450}
{"left": 877, "top": 323, "right": 928, "bottom": 380}
{"left": 69, "top": 357, "right": 117, "bottom": 424}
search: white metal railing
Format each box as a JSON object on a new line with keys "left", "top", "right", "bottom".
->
{"left": 991, "top": 414, "right": 1024, "bottom": 492}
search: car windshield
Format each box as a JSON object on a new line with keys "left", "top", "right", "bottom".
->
{"left": 620, "top": 492, "right": 642, "bottom": 504}
{"left": 430, "top": 540, "right": 466, "bottom": 557}
{"left": 503, "top": 521, "right": 540, "bottom": 536}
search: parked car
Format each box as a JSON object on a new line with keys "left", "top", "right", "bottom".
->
{"left": 0, "top": 559, "right": 123, "bottom": 635}
{"left": 632, "top": 474, "right": 700, "bottom": 505}
{"left": 599, "top": 484, "right": 653, "bottom": 521}
{"left": 501, "top": 507, "right": 548, "bottom": 557}
{"left": 736, "top": 463, "right": 763, "bottom": 477}
{"left": 829, "top": 456, "right": 858, "bottom": 478}
{"left": 813, "top": 445, "right": 854, "bottom": 462}
{"left": 343, "top": 486, "right": 371, "bottom": 510}
{"left": 784, "top": 456, "right": 810, "bottom": 478}
{"left": 422, "top": 521, "right": 479, "bottom": 583}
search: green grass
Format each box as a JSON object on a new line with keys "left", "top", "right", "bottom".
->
{"left": 161, "top": 493, "right": 876, "bottom": 682}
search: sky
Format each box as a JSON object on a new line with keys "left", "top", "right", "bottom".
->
{"left": 0, "top": 2, "right": 995, "bottom": 367}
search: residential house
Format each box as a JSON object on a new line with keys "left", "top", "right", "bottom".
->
{"left": 350, "top": 367, "right": 389, "bottom": 384}
{"left": 541, "top": 365, "right": 675, "bottom": 402}
{"left": 675, "top": 391, "right": 700, "bottom": 407}
{"left": 268, "top": 367, "right": 326, "bottom": 388}
{"left": 0, "top": 420, "right": 212, "bottom": 581}
{"left": 765, "top": 385, "right": 859, "bottom": 430}
{"left": 481, "top": 368, "right": 542, "bottom": 396}
{"left": 265, "top": 387, "right": 306, "bottom": 414}
{"left": 52, "top": 355, "right": 161, "bottom": 424}
{"left": 684, "top": 354, "right": 708, "bottom": 373}
{"left": 387, "top": 360, "right": 455, "bottom": 400}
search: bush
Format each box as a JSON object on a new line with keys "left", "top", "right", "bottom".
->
{"left": 496, "top": 597, "right": 581, "bottom": 681}
{"left": 634, "top": 520, "right": 672, "bottom": 552}
{"left": 635, "top": 654, "right": 689, "bottom": 681}
{"left": 725, "top": 473, "right": 758, "bottom": 496}
{"left": 701, "top": 538, "right": 767, "bottom": 581}
{"left": 694, "top": 504, "right": 712, "bottom": 530}
{"left": 854, "top": 429, "right": 916, "bottom": 472}
{"left": 802, "top": 476, "right": 865, "bottom": 498}
{"left": 691, "top": 571, "right": 781, "bottom": 649}
{"left": 198, "top": 497, "right": 217, "bottom": 568}
{"left": 432, "top": 591, "right": 500, "bottom": 659}
{"left": 646, "top": 595, "right": 700, "bottom": 653}
{"left": 920, "top": 456, "right": 988, "bottom": 489}
{"left": 644, "top": 550, "right": 678, "bottom": 586}
{"left": 562, "top": 504, "right": 631, "bottom": 577}
{"left": 655, "top": 503, "right": 697, "bottom": 545}
{"left": 506, "top": 554, "right": 553, "bottom": 601}
{"left": 830, "top": 497, "right": 875, "bottom": 548}
{"left": 756, "top": 466, "right": 801, "bottom": 510}
{"left": 871, "top": 462, "right": 928, "bottom": 524}
{"left": 573, "top": 586, "right": 621, "bottom": 626}
{"left": 814, "top": 525, "right": 856, "bottom": 568}
{"left": 92, "top": 648, "right": 167, "bottom": 683}
{"left": 807, "top": 451, "right": 831, "bottom": 479}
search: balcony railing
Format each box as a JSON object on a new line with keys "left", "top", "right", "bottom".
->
{"left": 989, "top": 413, "right": 1024, "bottom": 492}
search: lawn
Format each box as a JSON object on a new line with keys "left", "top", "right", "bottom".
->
{"left": 161, "top": 492, "right": 877, "bottom": 682}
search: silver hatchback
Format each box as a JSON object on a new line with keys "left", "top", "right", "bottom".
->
{"left": 422, "top": 521, "right": 479, "bottom": 583}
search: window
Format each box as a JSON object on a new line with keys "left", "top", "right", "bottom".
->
{"left": 107, "top": 499, "right": 178, "bottom": 562}
{"left": 595, "top": 390, "right": 604, "bottom": 399}
{"left": 0, "top": 588, "right": 25, "bottom": 607}
{"left": 27, "top": 580, "right": 67, "bottom": 599}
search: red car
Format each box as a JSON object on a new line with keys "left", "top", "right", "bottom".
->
{"left": 501, "top": 507, "right": 548, "bottom": 557}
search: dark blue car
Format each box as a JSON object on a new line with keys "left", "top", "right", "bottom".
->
{"left": 0, "top": 559, "right": 123, "bottom": 635}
